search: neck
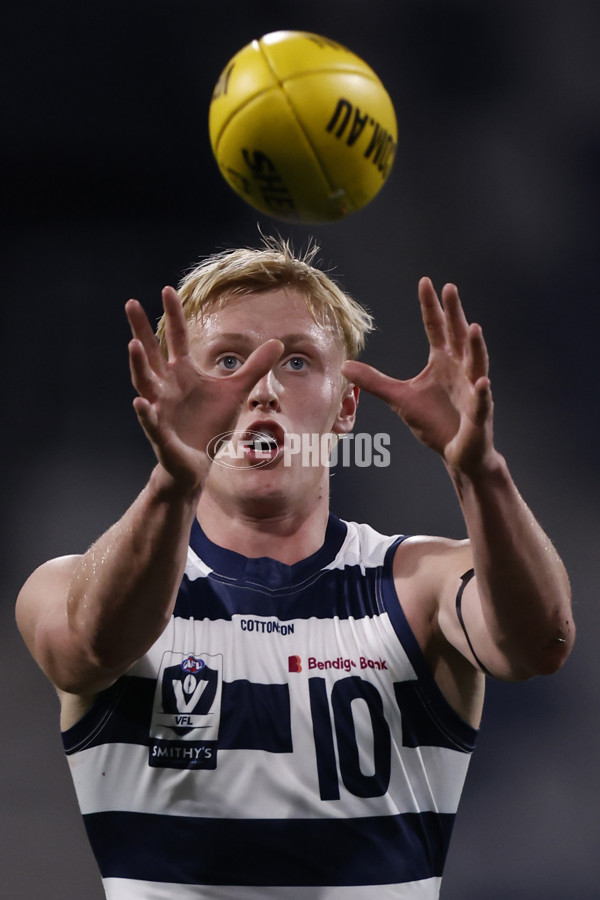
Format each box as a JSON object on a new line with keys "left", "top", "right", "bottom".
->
{"left": 196, "top": 490, "right": 331, "bottom": 565}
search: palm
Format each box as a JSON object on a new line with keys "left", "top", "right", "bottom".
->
{"left": 126, "top": 288, "right": 283, "bottom": 489}
{"left": 343, "top": 278, "right": 494, "bottom": 475}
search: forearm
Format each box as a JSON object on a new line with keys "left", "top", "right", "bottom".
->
{"left": 450, "top": 451, "right": 574, "bottom": 677}
{"left": 67, "top": 464, "right": 200, "bottom": 675}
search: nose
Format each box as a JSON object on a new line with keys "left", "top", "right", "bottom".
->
{"left": 247, "top": 369, "right": 281, "bottom": 411}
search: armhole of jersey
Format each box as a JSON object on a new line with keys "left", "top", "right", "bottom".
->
{"left": 61, "top": 678, "right": 127, "bottom": 755}
{"left": 380, "top": 538, "right": 478, "bottom": 752}
{"left": 456, "top": 568, "right": 493, "bottom": 677}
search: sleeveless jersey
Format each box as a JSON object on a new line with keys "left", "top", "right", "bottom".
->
{"left": 62, "top": 514, "right": 477, "bottom": 899}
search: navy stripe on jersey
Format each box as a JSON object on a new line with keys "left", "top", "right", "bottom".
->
{"left": 393, "top": 682, "right": 473, "bottom": 751}
{"left": 62, "top": 671, "right": 469, "bottom": 757}
{"left": 62, "top": 675, "right": 474, "bottom": 760}
{"left": 84, "top": 809, "right": 454, "bottom": 886}
{"left": 62, "top": 678, "right": 132, "bottom": 754}
{"left": 381, "top": 540, "right": 478, "bottom": 753}
{"left": 63, "top": 676, "right": 292, "bottom": 755}
{"left": 175, "top": 564, "right": 385, "bottom": 621}
{"left": 189, "top": 513, "right": 348, "bottom": 588}
{"left": 220, "top": 679, "right": 292, "bottom": 751}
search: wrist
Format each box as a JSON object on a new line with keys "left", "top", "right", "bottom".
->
{"left": 447, "top": 449, "right": 509, "bottom": 499}
{"left": 147, "top": 464, "right": 203, "bottom": 507}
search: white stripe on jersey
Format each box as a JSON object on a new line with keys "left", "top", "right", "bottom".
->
{"left": 128, "top": 609, "right": 413, "bottom": 685}
{"left": 325, "top": 520, "right": 401, "bottom": 572}
{"left": 68, "top": 739, "right": 470, "bottom": 819}
{"left": 103, "top": 876, "right": 442, "bottom": 900}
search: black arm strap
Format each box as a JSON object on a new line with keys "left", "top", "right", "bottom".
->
{"left": 455, "top": 569, "right": 493, "bottom": 677}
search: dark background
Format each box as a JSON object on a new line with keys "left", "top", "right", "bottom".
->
{"left": 2, "top": 1, "right": 599, "bottom": 897}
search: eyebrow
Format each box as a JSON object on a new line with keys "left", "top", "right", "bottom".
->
{"left": 200, "top": 333, "right": 325, "bottom": 349}
{"left": 199, "top": 333, "right": 254, "bottom": 347}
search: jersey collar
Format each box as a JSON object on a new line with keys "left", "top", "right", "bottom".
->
{"left": 189, "top": 513, "right": 347, "bottom": 589}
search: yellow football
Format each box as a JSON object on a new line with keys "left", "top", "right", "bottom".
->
{"left": 209, "top": 31, "right": 397, "bottom": 224}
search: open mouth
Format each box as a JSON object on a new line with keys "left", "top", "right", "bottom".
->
{"left": 243, "top": 426, "right": 283, "bottom": 462}
{"left": 249, "top": 432, "right": 278, "bottom": 453}
{"left": 208, "top": 425, "right": 286, "bottom": 469}
{"left": 250, "top": 437, "right": 278, "bottom": 457}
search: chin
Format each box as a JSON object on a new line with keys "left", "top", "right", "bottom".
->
{"left": 207, "top": 463, "right": 286, "bottom": 503}
{"left": 208, "top": 462, "right": 322, "bottom": 516}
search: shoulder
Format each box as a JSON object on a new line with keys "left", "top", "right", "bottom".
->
{"left": 393, "top": 535, "right": 472, "bottom": 583}
{"left": 338, "top": 518, "right": 402, "bottom": 567}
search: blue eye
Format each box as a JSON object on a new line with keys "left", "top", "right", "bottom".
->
{"left": 218, "top": 355, "right": 241, "bottom": 371}
{"left": 286, "top": 357, "right": 306, "bottom": 371}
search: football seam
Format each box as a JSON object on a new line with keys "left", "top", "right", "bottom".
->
{"left": 212, "top": 66, "right": 386, "bottom": 160}
{"left": 212, "top": 84, "right": 276, "bottom": 157}
{"left": 258, "top": 46, "right": 342, "bottom": 200}
{"left": 280, "top": 67, "right": 384, "bottom": 88}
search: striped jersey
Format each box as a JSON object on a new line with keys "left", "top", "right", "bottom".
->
{"left": 62, "top": 514, "right": 477, "bottom": 899}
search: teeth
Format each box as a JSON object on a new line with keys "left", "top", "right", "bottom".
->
{"left": 253, "top": 433, "right": 278, "bottom": 452}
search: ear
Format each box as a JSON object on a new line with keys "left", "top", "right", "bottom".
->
{"left": 332, "top": 383, "right": 359, "bottom": 435}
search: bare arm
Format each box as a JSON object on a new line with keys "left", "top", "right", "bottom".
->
{"left": 16, "top": 479, "right": 198, "bottom": 694}
{"left": 16, "top": 287, "right": 283, "bottom": 695}
{"left": 343, "top": 278, "right": 574, "bottom": 681}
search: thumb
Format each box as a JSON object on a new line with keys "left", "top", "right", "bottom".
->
{"left": 235, "top": 339, "right": 284, "bottom": 391}
{"left": 342, "top": 360, "right": 404, "bottom": 406}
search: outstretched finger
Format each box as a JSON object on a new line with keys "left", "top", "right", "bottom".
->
{"left": 129, "top": 338, "right": 160, "bottom": 402}
{"left": 342, "top": 360, "right": 404, "bottom": 407}
{"left": 467, "top": 323, "right": 489, "bottom": 384}
{"left": 132, "top": 395, "right": 160, "bottom": 441}
{"left": 126, "top": 299, "right": 166, "bottom": 375}
{"left": 441, "top": 284, "right": 469, "bottom": 357}
{"left": 418, "top": 277, "right": 446, "bottom": 350}
{"left": 472, "top": 376, "right": 493, "bottom": 427}
{"left": 162, "top": 287, "right": 191, "bottom": 361}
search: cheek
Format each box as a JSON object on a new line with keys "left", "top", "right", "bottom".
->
{"left": 300, "top": 378, "right": 344, "bottom": 422}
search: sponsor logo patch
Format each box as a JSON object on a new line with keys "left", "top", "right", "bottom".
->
{"left": 149, "top": 651, "right": 223, "bottom": 769}
{"left": 288, "top": 654, "right": 388, "bottom": 673}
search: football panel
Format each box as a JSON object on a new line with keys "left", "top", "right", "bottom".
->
{"left": 215, "top": 88, "right": 348, "bottom": 223}
{"left": 259, "top": 30, "right": 380, "bottom": 83}
{"left": 284, "top": 72, "right": 398, "bottom": 211}
{"left": 209, "top": 40, "right": 279, "bottom": 153}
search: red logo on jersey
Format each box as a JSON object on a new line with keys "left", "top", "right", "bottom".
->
{"left": 288, "top": 655, "right": 302, "bottom": 673}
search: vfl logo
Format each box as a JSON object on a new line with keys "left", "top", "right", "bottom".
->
{"left": 150, "top": 652, "right": 223, "bottom": 770}
{"left": 162, "top": 658, "right": 218, "bottom": 735}
{"left": 288, "top": 655, "right": 302, "bottom": 673}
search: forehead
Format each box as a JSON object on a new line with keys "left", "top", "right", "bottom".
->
{"left": 189, "top": 288, "right": 342, "bottom": 351}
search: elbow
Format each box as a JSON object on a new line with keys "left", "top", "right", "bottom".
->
{"left": 538, "top": 621, "right": 576, "bottom": 675}
{"left": 527, "top": 592, "right": 576, "bottom": 678}
{"left": 527, "top": 650, "right": 570, "bottom": 679}
{"left": 543, "top": 603, "right": 576, "bottom": 673}
{"left": 511, "top": 620, "right": 575, "bottom": 681}
{"left": 493, "top": 609, "right": 575, "bottom": 682}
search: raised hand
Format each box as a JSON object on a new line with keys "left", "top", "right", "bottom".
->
{"left": 342, "top": 277, "right": 495, "bottom": 477}
{"left": 126, "top": 287, "right": 283, "bottom": 492}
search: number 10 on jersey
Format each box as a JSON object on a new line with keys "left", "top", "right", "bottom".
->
{"left": 309, "top": 675, "right": 392, "bottom": 801}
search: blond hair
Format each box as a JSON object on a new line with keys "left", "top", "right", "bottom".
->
{"left": 156, "top": 236, "right": 373, "bottom": 359}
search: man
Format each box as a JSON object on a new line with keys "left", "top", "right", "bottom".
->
{"left": 16, "top": 238, "right": 574, "bottom": 898}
